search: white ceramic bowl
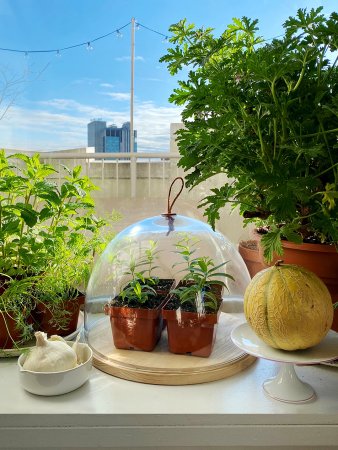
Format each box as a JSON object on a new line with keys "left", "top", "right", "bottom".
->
{"left": 18, "top": 342, "right": 93, "bottom": 396}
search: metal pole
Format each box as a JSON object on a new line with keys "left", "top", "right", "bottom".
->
{"left": 130, "top": 17, "right": 136, "bottom": 197}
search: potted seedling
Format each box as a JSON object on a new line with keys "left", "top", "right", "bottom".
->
{"left": 162, "top": 235, "right": 233, "bottom": 357}
{"left": 0, "top": 276, "right": 37, "bottom": 350}
{"left": 105, "top": 240, "right": 175, "bottom": 351}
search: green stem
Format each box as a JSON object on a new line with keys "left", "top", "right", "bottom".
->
{"left": 15, "top": 189, "right": 32, "bottom": 270}
{"left": 291, "top": 54, "right": 307, "bottom": 92}
{"left": 297, "top": 127, "right": 338, "bottom": 139}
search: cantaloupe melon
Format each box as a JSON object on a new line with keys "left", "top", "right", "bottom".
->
{"left": 244, "top": 261, "right": 334, "bottom": 350}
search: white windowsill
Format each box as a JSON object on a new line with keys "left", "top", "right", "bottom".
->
{"left": 0, "top": 354, "right": 337, "bottom": 450}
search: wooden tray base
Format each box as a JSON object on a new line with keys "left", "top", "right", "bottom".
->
{"left": 90, "top": 312, "right": 256, "bottom": 385}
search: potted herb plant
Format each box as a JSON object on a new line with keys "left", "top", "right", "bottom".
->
{"left": 0, "top": 276, "right": 37, "bottom": 350}
{"left": 105, "top": 240, "right": 175, "bottom": 351}
{"left": 162, "top": 235, "right": 232, "bottom": 357}
{"left": 0, "top": 151, "right": 112, "bottom": 348}
{"left": 160, "top": 8, "right": 338, "bottom": 328}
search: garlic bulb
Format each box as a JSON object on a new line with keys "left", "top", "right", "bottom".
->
{"left": 51, "top": 333, "right": 82, "bottom": 364}
{"left": 23, "top": 332, "right": 77, "bottom": 372}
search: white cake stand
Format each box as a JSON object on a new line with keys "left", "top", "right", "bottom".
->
{"left": 231, "top": 323, "right": 338, "bottom": 403}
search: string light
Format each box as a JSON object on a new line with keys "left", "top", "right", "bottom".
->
{"left": 136, "top": 22, "right": 168, "bottom": 39}
{"left": 0, "top": 21, "right": 131, "bottom": 55}
{"left": 0, "top": 19, "right": 287, "bottom": 57}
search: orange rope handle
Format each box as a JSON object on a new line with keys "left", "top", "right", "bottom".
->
{"left": 167, "top": 177, "right": 184, "bottom": 214}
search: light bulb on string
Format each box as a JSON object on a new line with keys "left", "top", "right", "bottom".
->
{"left": 135, "top": 21, "right": 140, "bottom": 31}
{"left": 116, "top": 29, "right": 123, "bottom": 38}
{"left": 24, "top": 51, "right": 29, "bottom": 58}
{"left": 56, "top": 49, "right": 61, "bottom": 57}
{"left": 162, "top": 36, "right": 169, "bottom": 44}
{"left": 86, "top": 42, "right": 94, "bottom": 51}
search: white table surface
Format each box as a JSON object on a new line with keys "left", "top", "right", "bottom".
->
{"left": 1, "top": 301, "right": 338, "bottom": 450}
{"left": 1, "top": 355, "right": 338, "bottom": 450}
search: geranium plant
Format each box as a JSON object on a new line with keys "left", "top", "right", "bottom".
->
{"left": 160, "top": 7, "right": 338, "bottom": 261}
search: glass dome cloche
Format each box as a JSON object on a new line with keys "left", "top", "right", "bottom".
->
{"left": 84, "top": 178, "right": 251, "bottom": 370}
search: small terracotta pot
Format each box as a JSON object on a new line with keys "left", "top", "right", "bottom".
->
{"left": 162, "top": 307, "right": 220, "bottom": 357}
{"left": 33, "top": 295, "right": 84, "bottom": 337}
{"left": 105, "top": 303, "right": 164, "bottom": 351}
{"left": 162, "top": 282, "right": 223, "bottom": 357}
{"left": 104, "top": 279, "right": 175, "bottom": 351}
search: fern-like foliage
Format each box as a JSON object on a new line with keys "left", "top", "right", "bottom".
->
{"left": 160, "top": 7, "right": 338, "bottom": 261}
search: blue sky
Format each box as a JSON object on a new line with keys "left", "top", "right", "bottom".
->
{"left": 0, "top": 0, "right": 336, "bottom": 152}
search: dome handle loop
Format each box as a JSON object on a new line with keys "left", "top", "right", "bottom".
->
{"left": 166, "top": 176, "right": 184, "bottom": 215}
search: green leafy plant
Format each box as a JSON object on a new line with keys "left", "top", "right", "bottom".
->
{"left": 114, "top": 240, "right": 161, "bottom": 308}
{"left": 0, "top": 275, "right": 38, "bottom": 348}
{"left": 0, "top": 151, "right": 118, "bottom": 346}
{"left": 170, "top": 235, "right": 233, "bottom": 312}
{"left": 160, "top": 8, "right": 338, "bottom": 262}
{"left": 0, "top": 151, "right": 109, "bottom": 276}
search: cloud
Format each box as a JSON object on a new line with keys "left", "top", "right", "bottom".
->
{"left": 0, "top": 98, "right": 182, "bottom": 152}
{"left": 100, "top": 82, "right": 114, "bottom": 88}
{"left": 115, "top": 55, "right": 145, "bottom": 62}
{"left": 141, "top": 77, "right": 162, "bottom": 82}
{"left": 102, "top": 92, "right": 130, "bottom": 101}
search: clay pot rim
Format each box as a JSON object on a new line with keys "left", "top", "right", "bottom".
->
{"left": 281, "top": 240, "right": 338, "bottom": 253}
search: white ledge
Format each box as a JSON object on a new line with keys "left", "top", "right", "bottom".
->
{"left": 1, "top": 355, "right": 338, "bottom": 449}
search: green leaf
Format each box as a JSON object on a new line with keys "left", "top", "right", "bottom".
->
{"left": 260, "top": 228, "right": 283, "bottom": 263}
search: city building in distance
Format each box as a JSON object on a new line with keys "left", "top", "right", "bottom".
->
{"left": 87, "top": 119, "right": 137, "bottom": 153}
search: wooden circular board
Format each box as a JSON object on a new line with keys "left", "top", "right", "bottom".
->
{"left": 90, "top": 312, "right": 256, "bottom": 385}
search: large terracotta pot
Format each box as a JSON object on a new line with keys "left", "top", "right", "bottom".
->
{"left": 238, "top": 240, "right": 267, "bottom": 278}
{"left": 33, "top": 295, "right": 85, "bottom": 337}
{"left": 239, "top": 235, "right": 338, "bottom": 331}
{"left": 271, "top": 241, "right": 338, "bottom": 332}
{"left": 0, "top": 311, "right": 23, "bottom": 349}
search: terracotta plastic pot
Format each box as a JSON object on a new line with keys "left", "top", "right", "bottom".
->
{"left": 105, "top": 303, "right": 164, "bottom": 351}
{"left": 105, "top": 279, "right": 175, "bottom": 352}
{"left": 162, "top": 307, "right": 220, "bottom": 357}
{"left": 162, "top": 282, "right": 223, "bottom": 357}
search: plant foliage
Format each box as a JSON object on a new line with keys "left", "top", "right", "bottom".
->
{"left": 0, "top": 152, "right": 117, "bottom": 345}
{"left": 171, "top": 235, "right": 233, "bottom": 312}
{"left": 160, "top": 8, "right": 338, "bottom": 261}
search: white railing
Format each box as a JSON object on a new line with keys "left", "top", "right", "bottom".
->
{"left": 39, "top": 151, "right": 182, "bottom": 199}
{"left": 5, "top": 147, "right": 249, "bottom": 243}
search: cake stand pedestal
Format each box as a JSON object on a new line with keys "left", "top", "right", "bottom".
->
{"left": 231, "top": 323, "right": 338, "bottom": 404}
